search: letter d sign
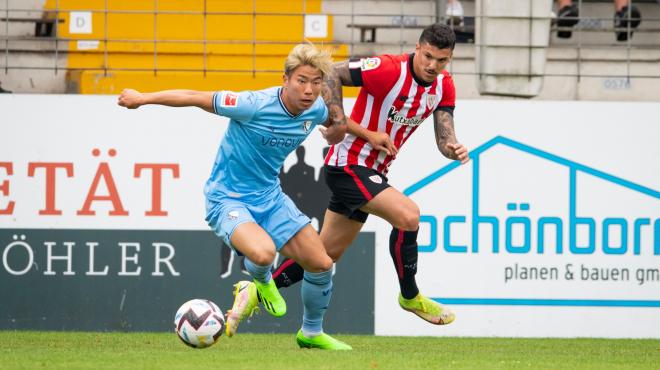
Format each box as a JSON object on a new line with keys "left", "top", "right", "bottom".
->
{"left": 70, "top": 11, "right": 92, "bottom": 34}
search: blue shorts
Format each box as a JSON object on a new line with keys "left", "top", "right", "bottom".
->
{"left": 205, "top": 189, "right": 310, "bottom": 252}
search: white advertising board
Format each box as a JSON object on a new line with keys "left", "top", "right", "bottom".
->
{"left": 2, "top": 95, "right": 658, "bottom": 337}
{"left": 373, "top": 100, "right": 660, "bottom": 338}
{"left": 0, "top": 94, "right": 339, "bottom": 230}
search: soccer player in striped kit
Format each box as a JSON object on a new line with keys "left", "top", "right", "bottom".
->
{"left": 232, "top": 23, "right": 469, "bottom": 330}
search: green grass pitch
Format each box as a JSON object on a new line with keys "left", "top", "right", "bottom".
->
{"left": 1, "top": 332, "right": 659, "bottom": 370}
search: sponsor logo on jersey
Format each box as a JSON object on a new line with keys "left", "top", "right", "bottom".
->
{"left": 426, "top": 94, "right": 437, "bottom": 110}
{"left": 361, "top": 57, "right": 381, "bottom": 71}
{"left": 302, "top": 120, "right": 312, "bottom": 132}
{"left": 221, "top": 92, "right": 239, "bottom": 107}
{"left": 261, "top": 136, "right": 305, "bottom": 148}
{"left": 387, "top": 106, "right": 424, "bottom": 127}
{"left": 369, "top": 175, "right": 383, "bottom": 184}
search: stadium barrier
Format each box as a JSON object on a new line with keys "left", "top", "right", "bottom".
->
{"left": 1, "top": 94, "right": 659, "bottom": 338}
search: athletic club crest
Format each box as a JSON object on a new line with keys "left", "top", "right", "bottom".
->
{"left": 426, "top": 94, "right": 437, "bottom": 110}
{"left": 369, "top": 175, "right": 382, "bottom": 184}
{"left": 302, "top": 120, "right": 312, "bottom": 132}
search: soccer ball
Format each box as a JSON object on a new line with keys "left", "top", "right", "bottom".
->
{"left": 174, "top": 299, "right": 225, "bottom": 348}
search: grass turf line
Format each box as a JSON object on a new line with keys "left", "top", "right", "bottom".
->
{"left": 1, "top": 332, "right": 659, "bottom": 370}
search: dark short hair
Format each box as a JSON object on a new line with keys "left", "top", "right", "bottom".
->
{"left": 418, "top": 23, "right": 456, "bottom": 50}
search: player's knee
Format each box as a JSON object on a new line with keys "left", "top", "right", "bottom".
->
{"left": 249, "top": 248, "right": 276, "bottom": 266}
{"left": 398, "top": 207, "right": 420, "bottom": 231}
{"left": 326, "top": 248, "right": 343, "bottom": 262}
{"left": 306, "top": 254, "right": 333, "bottom": 272}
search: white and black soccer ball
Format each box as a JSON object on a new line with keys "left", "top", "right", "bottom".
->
{"left": 174, "top": 299, "right": 225, "bottom": 348}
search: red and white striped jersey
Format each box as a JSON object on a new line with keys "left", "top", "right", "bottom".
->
{"left": 325, "top": 53, "right": 456, "bottom": 175}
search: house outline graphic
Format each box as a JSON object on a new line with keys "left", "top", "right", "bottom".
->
{"left": 403, "top": 136, "right": 660, "bottom": 308}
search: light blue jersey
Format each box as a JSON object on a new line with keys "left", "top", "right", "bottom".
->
{"left": 204, "top": 86, "right": 328, "bottom": 250}
{"left": 204, "top": 87, "right": 328, "bottom": 202}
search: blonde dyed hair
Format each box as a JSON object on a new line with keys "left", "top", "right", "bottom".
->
{"left": 284, "top": 43, "right": 333, "bottom": 77}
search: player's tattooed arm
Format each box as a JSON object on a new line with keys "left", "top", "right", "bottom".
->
{"left": 322, "top": 60, "right": 354, "bottom": 127}
{"left": 433, "top": 110, "right": 470, "bottom": 164}
{"left": 320, "top": 61, "right": 354, "bottom": 144}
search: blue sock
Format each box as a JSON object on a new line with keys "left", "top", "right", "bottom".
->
{"left": 301, "top": 269, "right": 333, "bottom": 337}
{"left": 244, "top": 258, "right": 272, "bottom": 284}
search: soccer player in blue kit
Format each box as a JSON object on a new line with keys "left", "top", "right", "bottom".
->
{"left": 117, "top": 44, "right": 351, "bottom": 350}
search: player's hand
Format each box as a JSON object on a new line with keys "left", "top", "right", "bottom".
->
{"left": 367, "top": 131, "right": 398, "bottom": 157}
{"left": 117, "top": 88, "right": 144, "bottom": 109}
{"left": 319, "top": 124, "right": 346, "bottom": 145}
{"left": 447, "top": 142, "right": 469, "bottom": 164}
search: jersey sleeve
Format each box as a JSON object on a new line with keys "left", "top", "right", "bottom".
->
{"left": 213, "top": 90, "right": 258, "bottom": 121}
{"left": 435, "top": 71, "right": 456, "bottom": 116}
{"left": 348, "top": 55, "right": 400, "bottom": 98}
{"left": 317, "top": 100, "right": 329, "bottom": 125}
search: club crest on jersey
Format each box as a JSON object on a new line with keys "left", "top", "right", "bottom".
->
{"left": 220, "top": 91, "right": 239, "bottom": 107}
{"left": 302, "top": 120, "right": 312, "bottom": 132}
{"left": 369, "top": 175, "right": 383, "bottom": 184}
{"left": 426, "top": 94, "right": 437, "bottom": 110}
{"left": 361, "top": 57, "right": 381, "bottom": 71}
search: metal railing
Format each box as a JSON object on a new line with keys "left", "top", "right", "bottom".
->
{"left": 1, "top": 0, "right": 659, "bottom": 80}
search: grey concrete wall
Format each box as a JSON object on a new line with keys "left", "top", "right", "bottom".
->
{"left": 323, "top": 0, "right": 660, "bottom": 101}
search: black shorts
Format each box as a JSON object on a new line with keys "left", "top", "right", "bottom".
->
{"left": 323, "top": 164, "right": 390, "bottom": 223}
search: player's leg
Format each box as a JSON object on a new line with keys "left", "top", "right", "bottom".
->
{"left": 360, "top": 183, "right": 421, "bottom": 300}
{"left": 229, "top": 224, "right": 281, "bottom": 334}
{"left": 280, "top": 225, "right": 351, "bottom": 350}
{"left": 272, "top": 209, "right": 363, "bottom": 289}
{"left": 273, "top": 164, "right": 377, "bottom": 289}
{"left": 319, "top": 209, "right": 365, "bottom": 260}
{"left": 206, "top": 201, "right": 279, "bottom": 336}
{"left": 360, "top": 187, "right": 455, "bottom": 325}
{"left": 230, "top": 222, "right": 286, "bottom": 319}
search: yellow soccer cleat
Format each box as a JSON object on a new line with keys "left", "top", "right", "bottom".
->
{"left": 398, "top": 293, "right": 455, "bottom": 325}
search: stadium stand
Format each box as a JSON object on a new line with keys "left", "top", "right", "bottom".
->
{"left": 1, "top": 0, "right": 349, "bottom": 94}
{"left": 1, "top": 0, "right": 659, "bottom": 100}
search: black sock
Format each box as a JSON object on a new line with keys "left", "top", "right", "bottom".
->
{"left": 389, "top": 228, "right": 419, "bottom": 299}
{"left": 272, "top": 257, "right": 304, "bottom": 288}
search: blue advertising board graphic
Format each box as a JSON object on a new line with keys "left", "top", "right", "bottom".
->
{"left": 405, "top": 136, "right": 659, "bottom": 307}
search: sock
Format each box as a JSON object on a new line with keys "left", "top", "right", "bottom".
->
{"left": 301, "top": 269, "right": 333, "bottom": 337}
{"left": 389, "top": 228, "right": 420, "bottom": 299}
{"left": 243, "top": 258, "right": 272, "bottom": 284}
{"left": 273, "top": 258, "right": 304, "bottom": 288}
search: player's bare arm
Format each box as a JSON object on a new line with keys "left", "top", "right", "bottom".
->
{"left": 347, "top": 119, "right": 398, "bottom": 157}
{"left": 118, "top": 88, "right": 215, "bottom": 113}
{"left": 433, "top": 110, "right": 469, "bottom": 164}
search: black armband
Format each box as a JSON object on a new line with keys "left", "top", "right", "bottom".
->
{"left": 435, "top": 105, "right": 455, "bottom": 116}
{"left": 348, "top": 58, "right": 364, "bottom": 86}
